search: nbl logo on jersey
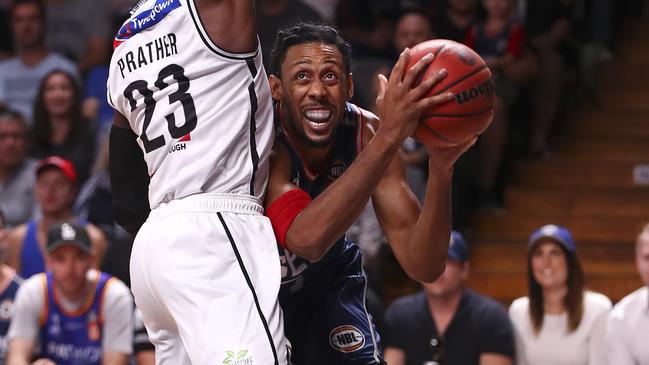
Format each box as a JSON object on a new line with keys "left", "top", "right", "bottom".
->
{"left": 330, "top": 325, "right": 365, "bottom": 353}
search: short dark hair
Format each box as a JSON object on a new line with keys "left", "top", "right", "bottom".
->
{"left": 9, "top": 0, "right": 46, "bottom": 19}
{"left": 0, "top": 208, "right": 5, "bottom": 228}
{"left": 0, "top": 108, "right": 28, "bottom": 132}
{"left": 269, "top": 23, "right": 353, "bottom": 76}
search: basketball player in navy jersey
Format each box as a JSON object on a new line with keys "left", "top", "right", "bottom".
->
{"left": 264, "top": 23, "right": 475, "bottom": 364}
{"left": 107, "top": 0, "right": 289, "bottom": 364}
{"left": 0, "top": 210, "right": 22, "bottom": 364}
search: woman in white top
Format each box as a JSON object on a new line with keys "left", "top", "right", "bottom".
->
{"left": 508, "top": 224, "right": 612, "bottom": 365}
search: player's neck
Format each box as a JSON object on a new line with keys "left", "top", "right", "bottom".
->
{"left": 282, "top": 119, "right": 335, "bottom": 174}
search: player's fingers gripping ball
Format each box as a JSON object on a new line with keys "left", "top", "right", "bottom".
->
{"left": 406, "top": 39, "right": 494, "bottom": 147}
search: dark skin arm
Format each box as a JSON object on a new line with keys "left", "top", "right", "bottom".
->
{"left": 370, "top": 122, "right": 474, "bottom": 282}
{"left": 195, "top": 0, "right": 257, "bottom": 54}
{"left": 265, "top": 50, "right": 453, "bottom": 261}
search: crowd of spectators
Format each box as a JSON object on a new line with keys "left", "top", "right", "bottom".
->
{"left": 0, "top": 0, "right": 645, "bottom": 363}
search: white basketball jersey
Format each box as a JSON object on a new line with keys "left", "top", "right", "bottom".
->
{"left": 107, "top": 0, "right": 273, "bottom": 209}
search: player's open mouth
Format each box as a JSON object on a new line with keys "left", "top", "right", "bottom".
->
{"left": 303, "top": 109, "right": 332, "bottom": 131}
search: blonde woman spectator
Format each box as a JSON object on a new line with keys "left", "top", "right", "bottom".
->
{"left": 509, "top": 224, "right": 611, "bottom": 365}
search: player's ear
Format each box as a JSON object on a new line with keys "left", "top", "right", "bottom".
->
{"left": 268, "top": 75, "right": 283, "bottom": 102}
{"left": 346, "top": 73, "right": 354, "bottom": 101}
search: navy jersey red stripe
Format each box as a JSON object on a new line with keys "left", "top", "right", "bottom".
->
{"left": 276, "top": 102, "right": 362, "bottom": 292}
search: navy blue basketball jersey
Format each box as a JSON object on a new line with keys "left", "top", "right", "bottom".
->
{"left": 38, "top": 271, "right": 114, "bottom": 365}
{"left": 276, "top": 102, "right": 384, "bottom": 364}
{"left": 277, "top": 102, "right": 364, "bottom": 293}
{"left": 0, "top": 273, "right": 22, "bottom": 362}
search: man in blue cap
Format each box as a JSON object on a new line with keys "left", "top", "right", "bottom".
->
{"left": 383, "top": 231, "right": 515, "bottom": 365}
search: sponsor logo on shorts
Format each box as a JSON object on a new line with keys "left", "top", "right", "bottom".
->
{"left": 222, "top": 349, "right": 253, "bottom": 365}
{"left": 330, "top": 325, "right": 365, "bottom": 353}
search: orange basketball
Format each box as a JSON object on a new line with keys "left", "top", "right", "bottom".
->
{"left": 407, "top": 39, "right": 494, "bottom": 147}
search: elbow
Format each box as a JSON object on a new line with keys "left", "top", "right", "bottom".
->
{"left": 408, "top": 260, "right": 446, "bottom": 284}
{"left": 285, "top": 232, "right": 330, "bottom": 262}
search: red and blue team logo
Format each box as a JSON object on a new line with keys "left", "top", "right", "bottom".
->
{"left": 114, "top": 0, "right": 182, "bottom": 49}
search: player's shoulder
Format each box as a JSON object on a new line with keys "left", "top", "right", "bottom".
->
{"left": 346, "top": 102, "right": 378, "bottom": 128}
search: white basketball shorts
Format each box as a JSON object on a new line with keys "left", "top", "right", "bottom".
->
{"left": 130, "top": 193, "right": 290, "bottom": 365}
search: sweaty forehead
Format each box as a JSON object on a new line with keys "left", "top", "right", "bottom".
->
{"left": 283, "top": 43, "right": 343, "bottom": 69}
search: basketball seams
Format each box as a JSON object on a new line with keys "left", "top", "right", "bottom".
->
{"left": 431, "top": 64, "right": 489, "bottom": 95}
{"left": 419, "top": 123, "right": 455, "bottom": 144}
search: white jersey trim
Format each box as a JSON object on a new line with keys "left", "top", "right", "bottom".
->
{"left": 186, "top": 0, "right": 260, "bottom": 60}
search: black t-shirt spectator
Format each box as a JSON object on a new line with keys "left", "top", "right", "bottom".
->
{"left": 384, "top": 289, "right": 514, "bottom": 365}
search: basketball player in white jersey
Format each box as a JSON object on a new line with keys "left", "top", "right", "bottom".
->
{"left": 106, "top": 1, "right": 288, "bottom": 364}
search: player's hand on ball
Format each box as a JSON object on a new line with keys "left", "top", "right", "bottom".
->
{"left": 375, "top": 48, "right": 453, "bottom": 146}
{"left": 427, "top": 136, "right": 477, "bottom": 172}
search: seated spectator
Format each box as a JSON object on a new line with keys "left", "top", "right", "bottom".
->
{"left": 336, "top": 0, "right": 398, "bottom": 58}
{"left": 434, "top": 0, "right": 481, "bottom": 42}
{"left": 0, "top": 0, "right": 79, "bottom": 123}
{"left": 30, "top": 70, "right": 97, "bottom": 184}
{"left": 0, "top": 109, "right": 37, "bottom": 227}
{"left": 384, "top": 231, "right": 515, "bottom": 365}
{"left": 0, "top": 210, "right": 23, "bottom": 364}
{"left": 257, "top": 0, "right": 323, "bottom": 71}
{"left": 6, "top": 156, "right": 107, "bottom": 279}
{"left": 464, "top": 0, "right": 536, "bottom": 209}
{"left": 133, "top": 306, "right": 155, "bottom": 365}
{"left": 521, "top": 0, "right": 572, "bottom": 157}
{"left": 509, "top": 224, "right": 611, "bottom": 365}
{"left": 7, "top": 222, "right": 133, "bottom": 365}
{"left": 605, "top": 224, "right": 649, "bottom": 364}
{"left": 45, "top": 0, "right": 110, "bottom": 73}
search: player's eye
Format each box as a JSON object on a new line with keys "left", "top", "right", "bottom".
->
{"left": 295, "top": 72, "right": 309, "bottom": 81}
{"left": 322, "top": 72, "right": 338, "bottom": 84}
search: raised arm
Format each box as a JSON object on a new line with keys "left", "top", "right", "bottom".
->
{"left": 265, "top": 50, "right": 453, "bottom": 261}
{"left": 371, "top": 122, "right": 474, "bottom": 283}
{"left": 194, "top": 0, "right": 258, "bottom": 53}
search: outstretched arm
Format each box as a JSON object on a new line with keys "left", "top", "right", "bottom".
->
{"left": 195, "top": 0, "right": 258, "bottom": 54}
{"left": 372, "top": 127, "right": 474, "bottom": 283}
{"left": 265, "top": 50, "right": 453, "bottom": 261}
